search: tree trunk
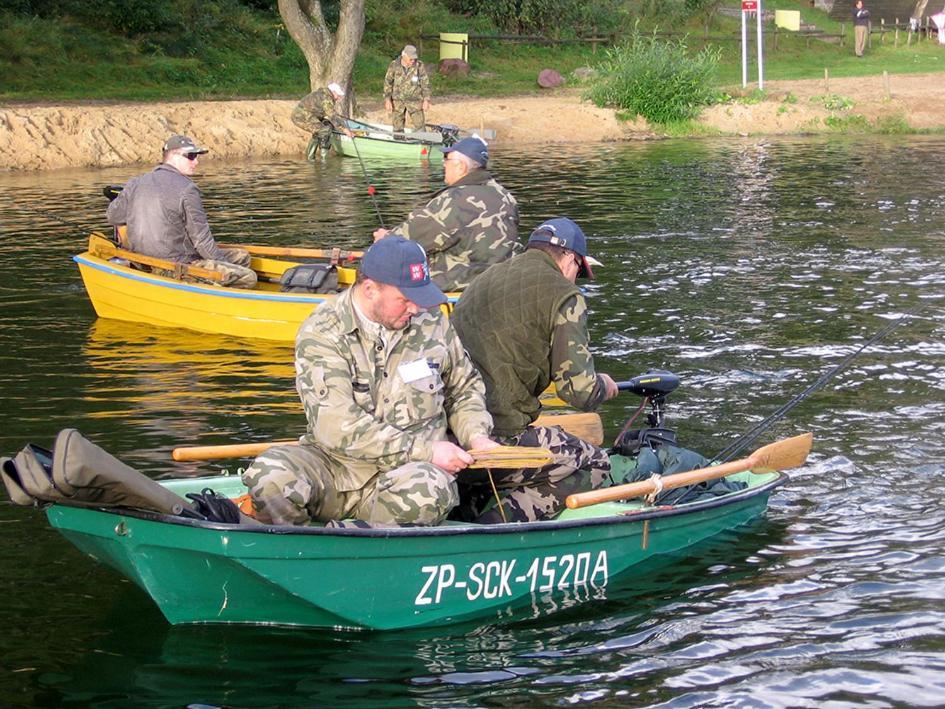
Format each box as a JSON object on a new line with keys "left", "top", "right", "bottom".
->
{"left": 277, "top": 0, "right": 365, "bottom": 115}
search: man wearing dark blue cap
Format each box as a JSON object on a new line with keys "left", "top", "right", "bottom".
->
{"left": 372, "top": 135, "right": 520, "bottom": 292}
{"left": 451, "top": 217, "right": 618, "bottom": 524}
{"left": 243, "top": 235, "right": 499, "bottom": 527}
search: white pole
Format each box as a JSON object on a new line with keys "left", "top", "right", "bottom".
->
{"left": 742, "top": 9, "right": 749, "bottom": 88}
{"left": 756, "top": 0, "right": 765, "bottom": 89}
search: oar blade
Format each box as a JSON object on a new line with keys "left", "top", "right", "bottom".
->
{"left": 749, "top": 432, "right": 813, "bottom": 473}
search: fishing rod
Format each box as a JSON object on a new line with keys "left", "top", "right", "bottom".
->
{"left": 713, "top": 302, "right": 929, "bottom": 463}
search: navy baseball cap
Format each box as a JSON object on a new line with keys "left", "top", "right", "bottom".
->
{"left": 526, "top": 217, "right": 602, "bottom": 279}
{"left": 442, "top": 136, "right": 488, "bottom": 167}
{"left": 361, "top": 236, "right": 447, "bottom": 308}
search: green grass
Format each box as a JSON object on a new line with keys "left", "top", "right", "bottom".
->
{"left": 0, "top": 0, "right": 943, "bottom": 104}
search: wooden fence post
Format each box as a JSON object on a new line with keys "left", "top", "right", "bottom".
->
{"left": 895, "top": 17, "right": 899, "bottom": 46}
{"left": 840, "top": 22, "right": 845, "bottom": 47}
{"left": 880, "top": 18, "right": 885, "bottom": 43}
{"left": 883, "top": 70, "right": 891, "bottom": 100}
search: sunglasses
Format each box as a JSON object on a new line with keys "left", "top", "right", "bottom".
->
{"left": 182, "top": 152, "right": 200, "bottom": 161}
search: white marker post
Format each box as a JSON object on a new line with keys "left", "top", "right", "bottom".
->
{"left": 741, "top": 0, "right": 764, "bottom": 90}
{"left": 741, "top": 1, "right": 751, "bottom": 87}
{"left": 757, "top": 0, "right": 765, "bottom": 89}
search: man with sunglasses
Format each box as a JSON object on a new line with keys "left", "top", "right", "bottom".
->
{"left": 372, "top": 135, "right": 520, "bottom": 292}
{"left": 106, "top": 134, "right": 256, "bottom": 288}
{"left": 450, "top": 217, "right": 619, "bottom": 523}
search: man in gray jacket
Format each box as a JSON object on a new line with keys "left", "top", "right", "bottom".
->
{"left": 106, "top": 134, "right": 256, "bottom": 288}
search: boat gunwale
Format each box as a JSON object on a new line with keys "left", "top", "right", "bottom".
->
{"left": 48, "top": 471, "right": 788, "bottom": 539}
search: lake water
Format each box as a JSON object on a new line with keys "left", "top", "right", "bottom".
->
{"left": 1, "top": 136, "right": 944, "bottom": 706}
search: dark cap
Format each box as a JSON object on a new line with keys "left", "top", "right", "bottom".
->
{"left": 401, "top": 44, "right": 418, "bottom": 59}
{"left": 361, "top": 236, "right": 447, "bottom": 308}
{"left": 441, "top": 135, "right": 488, "bottom": 167}
{"left": 527, "top": 217, "right": 602, "bottom": 279}
{"left": 163, "top": 134, "right": 208, "bottom": 154}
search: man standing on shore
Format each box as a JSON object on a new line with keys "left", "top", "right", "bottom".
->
{"left": 853, "top": 0, "right": 871, "bottom": 57}
{"left": 384, "top": 45, "right": 431, "bottom": 134}
{"left": 106, "top": 134, "right": 257, "bottom": 288}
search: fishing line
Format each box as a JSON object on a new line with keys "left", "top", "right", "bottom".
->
{"left": 344, "top": 123, "right": 386, "bottom": 229}
{"left": 713, "top": 301, "right": 930, "bottom": 463}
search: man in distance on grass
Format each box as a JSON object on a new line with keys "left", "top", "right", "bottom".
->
{"left": 242, "top": 236, "right": 499, "bottom": 527}
{"left": 451, "top": 217, "right": 619, "bottom": 523}
{"left": 106, "top": 134, "right": 257, "bottom": 288}
{"left": 372, "top": 135, "right": 520, "bottom": 292}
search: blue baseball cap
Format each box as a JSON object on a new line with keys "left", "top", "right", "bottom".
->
{"left": 360, "top": 236, "right": 447, "bottom": 308}
{"left": 442, "top": 136, "right": 488, "bottom": 167}
{"left": 526, "top": 217, "right": 602, "bottom": 279}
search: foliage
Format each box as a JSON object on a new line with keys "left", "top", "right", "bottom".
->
{"left": 443, "top": 0, "right": 627, "bottom": 35}
{"left": 812, "top": 94, "right": 855, "bottom": 111}
{"left": 585, "top": 31, "right": 721, "bottom": 124}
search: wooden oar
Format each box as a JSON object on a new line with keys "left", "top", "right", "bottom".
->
{"left": 565, "top": 432, "right": 813, "bottom": 510}
{"left": 172, "top": 442, "right": 550, "bottom": 469}
{"left": 88, "top": 232, "right": 225, "bottom": 283}
{"left": 171, "top": 412, "right": 603, "bottom": 462}
{"left": 230, "top": 244, "right": 364, "bottom": 261}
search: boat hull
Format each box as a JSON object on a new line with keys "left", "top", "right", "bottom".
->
{"left": 75, "top": 252, "right": 456, "bottom": 341}
{"left": 45, "top": 470, "right": 786, "bottom": 630}
{"left": 331, "top": 121, "right": 443, "bottom": 160}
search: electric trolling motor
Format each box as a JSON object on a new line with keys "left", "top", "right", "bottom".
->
{"left": 427, "top": 123, "right": 460, "bottom": 147}
{"left": 612, "top": 369, "right": 681, "bottom": 455}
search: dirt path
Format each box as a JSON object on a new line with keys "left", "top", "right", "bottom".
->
{"left": 1, "top": 73, "right": 943, "bottom": 171}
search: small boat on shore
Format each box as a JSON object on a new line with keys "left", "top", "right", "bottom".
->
{"left": 1, "top": 375, "right": 812, "bottom": 631}
{"left": 74, "top": 233, "right": 457, "bottom": 342}
{"left": 330, "top": 119, "right": 449, "bottom": 160}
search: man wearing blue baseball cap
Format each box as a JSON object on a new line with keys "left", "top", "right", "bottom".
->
{"left": 451, "top": 217, "right": 618, "bottom": 524}
{"left": 372, "top": 135, "right": 520, "bottom": 292}
{"left": 243, "top": 235, "right": 499, "bottom": 527}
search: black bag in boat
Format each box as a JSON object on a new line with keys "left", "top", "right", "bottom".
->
{"left": 1, "top": 429, "right": 191, "bottom": 514}
{"left": 280, "top": 264, "right": 339, "bottom": 293}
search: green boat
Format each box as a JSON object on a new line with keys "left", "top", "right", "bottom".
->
{"left": 330, "top": 119, "right": 447, "bottom": 161}
{"left": 2, "top": 373, "right": 811, "bottom": 630}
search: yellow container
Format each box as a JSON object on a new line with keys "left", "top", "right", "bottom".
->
{"left": 775, "top": 10, "right": 801, "bottom": 31}
{"left": 439, "top": 32, "right": 469, "bottom": 62}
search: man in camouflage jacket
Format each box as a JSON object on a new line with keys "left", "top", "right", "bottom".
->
{"left": 451, "top": 218, "right": 619, "bottom": 523}
{"left": 291, "top": 82, "right": 352, "bottom": 159}
{"left": 372, "top": 136, "right": 520, "bottom": 292}
{"left": 384, "top": 45, "right": 431, "bottom": 132}
{"left": 242, "top": 236, "right": 497, "bottom": 526}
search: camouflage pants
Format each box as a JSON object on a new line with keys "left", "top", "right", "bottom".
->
{"left": 390, "top": 100, "right": 425, "bottom": 132}
{"left": 241, "top": 443, "right": 459, "bottom": 526}
{"left": 156, "top": 247, "right": 257, "bottom": 289}
{"left": 471, "top": 426, "right": 611, "bottom": 524}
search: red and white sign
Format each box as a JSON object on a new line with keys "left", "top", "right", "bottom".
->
{"left": 742, "top": 0, "right": 757, "bottom": 10}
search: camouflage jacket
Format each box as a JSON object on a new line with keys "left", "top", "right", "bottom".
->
{"left": 384, "top": 58, "right": 431, "bottom": 104}
{"left": 452, "top": 249, "right": 607, "bottom": 437}
{"left": 295, "top": 287, "right": 493, "bottom": 491}
{"left": 391, "top": 169, "right": 521, "bottom": 291}
{"left": 291, "top": 89, "right": 345, "bottom": 133}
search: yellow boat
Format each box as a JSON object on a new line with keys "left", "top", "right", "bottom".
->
{"left": 73, "top": 233, "right": 458, "bottom": 342}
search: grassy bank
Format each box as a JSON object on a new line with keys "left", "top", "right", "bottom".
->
{"left": 1, "top": 1, "right": 943, "bottom": 104}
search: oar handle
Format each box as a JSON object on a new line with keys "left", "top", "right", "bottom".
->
{"left": 89, "top": 233, "right": 225, "bottom": 283}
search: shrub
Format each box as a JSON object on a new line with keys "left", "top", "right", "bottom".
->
{"left": 585, "top": 31, "right": 720, "bottom": 125}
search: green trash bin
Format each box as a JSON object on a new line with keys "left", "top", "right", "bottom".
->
{"left": 439, "top": 32, "right": 469, "bottom": 62}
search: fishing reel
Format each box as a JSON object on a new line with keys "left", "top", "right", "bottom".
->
{"left": 612, "top": 369, "right": 680, "bottom": 456}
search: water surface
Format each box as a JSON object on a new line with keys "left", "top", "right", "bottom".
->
{"left": 0, "top": 136, "right": 943, "bottom": 706}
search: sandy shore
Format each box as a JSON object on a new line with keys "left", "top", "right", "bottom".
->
{"left": 1, "top": 73, "right": 943, "bottom": 171}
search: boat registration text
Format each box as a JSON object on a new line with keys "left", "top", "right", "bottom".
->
{"left": 415, "top": 551, "right": 609, "bottom": 606}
